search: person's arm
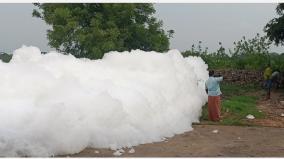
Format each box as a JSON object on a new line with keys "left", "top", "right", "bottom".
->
{"left": 215, "top": 76, "right": 223, "bottom": 82}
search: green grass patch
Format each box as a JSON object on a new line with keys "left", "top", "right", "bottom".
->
{"left": 221, "top": 95, "right": 264, "bottom": 125}
{"left": 221, "top": 83, "right": 260, "bottom": 98}
{"left": 200, "top": 83, "right": 264, "bottom": 126}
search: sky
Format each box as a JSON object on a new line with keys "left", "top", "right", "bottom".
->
{"left": 0, "top": 3, "right": 283, "bottom": 54}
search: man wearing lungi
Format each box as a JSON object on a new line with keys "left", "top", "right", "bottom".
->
{"left": 205, "top": 70, "right": 223, "bottom": 121}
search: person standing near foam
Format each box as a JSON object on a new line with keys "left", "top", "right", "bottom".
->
{"left": 205, "top": 70, "right": 223, "bottom": 121}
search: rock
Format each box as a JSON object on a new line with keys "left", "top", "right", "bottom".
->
{"left": 281, "top": 113, "right": 284, "bottom": 117}
{"left": 94, "top": 150, "right": 99, "bottom": 154}
{"left": 246, "top": 114, "right": 255, "bottom": 119}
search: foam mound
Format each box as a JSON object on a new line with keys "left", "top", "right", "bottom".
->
{"left": 0, "top": 46, "right": 208, "bottom": 156}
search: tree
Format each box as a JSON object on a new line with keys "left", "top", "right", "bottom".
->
{"left": 264, "top": 3, "right": 284, "bottom": 46}
{"left": 230, "top": 34, "right": 271, "bottom": 69}
{"left": 0, "top": 52, "right": 12, "bottom": 63}
{"left": 231, "top": 34, "right": 271, "bottom": 56}
{"left": 32, "top": 3, "right": 173, "bottom": 59}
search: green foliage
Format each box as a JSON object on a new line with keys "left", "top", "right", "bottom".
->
{"left": 265, "top": 3, "right": 284, "bottom": 46}
{"left": 33, "top": 3, "right": 172, "bottom": 59}
{"left": 231, "top": 34, "right": 271, "bottom": 55}
{"left": 230, "top": 34, "right": 272, "bottom": 70}
{"left": 0, "top": 53, "right": 12, "bottom": 63}
{"left": 270, "top": 52, "right": 284, "bottom": 71}
{"left": 182, "top": 41, "right": 233, "bottom": 69}
{"left": 182, "top": 34, "right": 284, "bottom": 71}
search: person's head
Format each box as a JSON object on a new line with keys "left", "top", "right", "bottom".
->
{"left": 209, "top": 70, "right": 214, "bottom": 77}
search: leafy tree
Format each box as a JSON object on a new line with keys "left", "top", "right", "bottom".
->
{"left": 231, "top": 34, "right": 271, "bottom": 56}
{"left": 32, "top": 3, "right": 173, "bottom": 59}
{"left": 264, "top": 3, "right": 284, "bottom": 46}
{"left": 0, "top": 52, "right": 12, "bottom": 63}
{"left": 230, "top": 34, "right": 271, "bottom": 69}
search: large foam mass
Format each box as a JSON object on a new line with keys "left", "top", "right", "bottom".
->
{"left": 0, "top": 46, "right": 208, "bottom": 157}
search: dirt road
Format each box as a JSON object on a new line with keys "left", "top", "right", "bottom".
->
{"left": 69, "top": 125, "right": 284, "bottom": 157}
{"left": 67, "top": 89, "right": 284, "bottom": 157}
{"left": 252, "top": 90, "right": 284, "bottom": 127}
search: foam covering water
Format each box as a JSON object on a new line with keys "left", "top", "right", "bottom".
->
{"left": 0, "top": 46, "right": 208, "bottom": 156}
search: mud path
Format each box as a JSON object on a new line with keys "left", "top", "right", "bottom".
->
{"left": 66, "top": 89, "right": 284, "bottom": 157}
{"left": 251, "top": 89, "right": 284, "bottom": 127}
{"left": 68, "top": 125, "right": 284, "bottom": 157}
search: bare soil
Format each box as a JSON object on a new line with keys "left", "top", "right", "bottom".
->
{"left": 69, "top": 125, "right": 284, "bottom": 157}
{"left": 250, "top": 89, "right": 284, "bottom": 127}
{"left": 67, "top": 89, "right": 284, "bottom": 157}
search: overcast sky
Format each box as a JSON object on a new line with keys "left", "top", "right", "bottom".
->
{"left": 0, "top": 3, "right": 283, "bottom": 53}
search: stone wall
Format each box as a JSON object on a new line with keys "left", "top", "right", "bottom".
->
{"left": 214, "top": 69, "right": 264, "bottom": 85}
{"left": 214, "top": 69, "right": 284, "bottom": 87}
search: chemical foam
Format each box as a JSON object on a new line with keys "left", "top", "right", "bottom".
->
{"left": 0, "top": 45, "right": 208, "bottom": 156}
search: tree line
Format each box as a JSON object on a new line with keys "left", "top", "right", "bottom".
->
{"left": 1, "top": 3, "right": 284, "bottom": 71}
{"left": 181, "top": 34, "right": 284, "bottom": 70}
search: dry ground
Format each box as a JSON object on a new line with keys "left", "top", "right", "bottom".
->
{"left": 67, "top": 89, "right": 284, "bottom": 157}
{"left": 251, "top": 90, "right": 284, "bottom": 127}
{"left": 70, "top": 125, "right": 284, "bottom": 157}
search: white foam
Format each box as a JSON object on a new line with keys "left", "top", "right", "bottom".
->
{"left": 246, "top": 114, "right": 255, "bottom": 119}
{"left": 113, "top": 150, "right": 122, "bottom": 156}
{"left": 0, "top": 45, "right": 208, "bottom": 157}
{"left": 128, "top": 148, "right": 135, "bottom": 153}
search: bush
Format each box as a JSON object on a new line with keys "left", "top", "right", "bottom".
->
{"left": 182, "top": 34, "right": 284, "bottom": 71}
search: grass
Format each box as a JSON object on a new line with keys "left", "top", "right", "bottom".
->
{"left": 221, "top": 82, "right": 260, "bottom": 99}
{"left": 200, "top": 83, "right": 264, "bottom": 126}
